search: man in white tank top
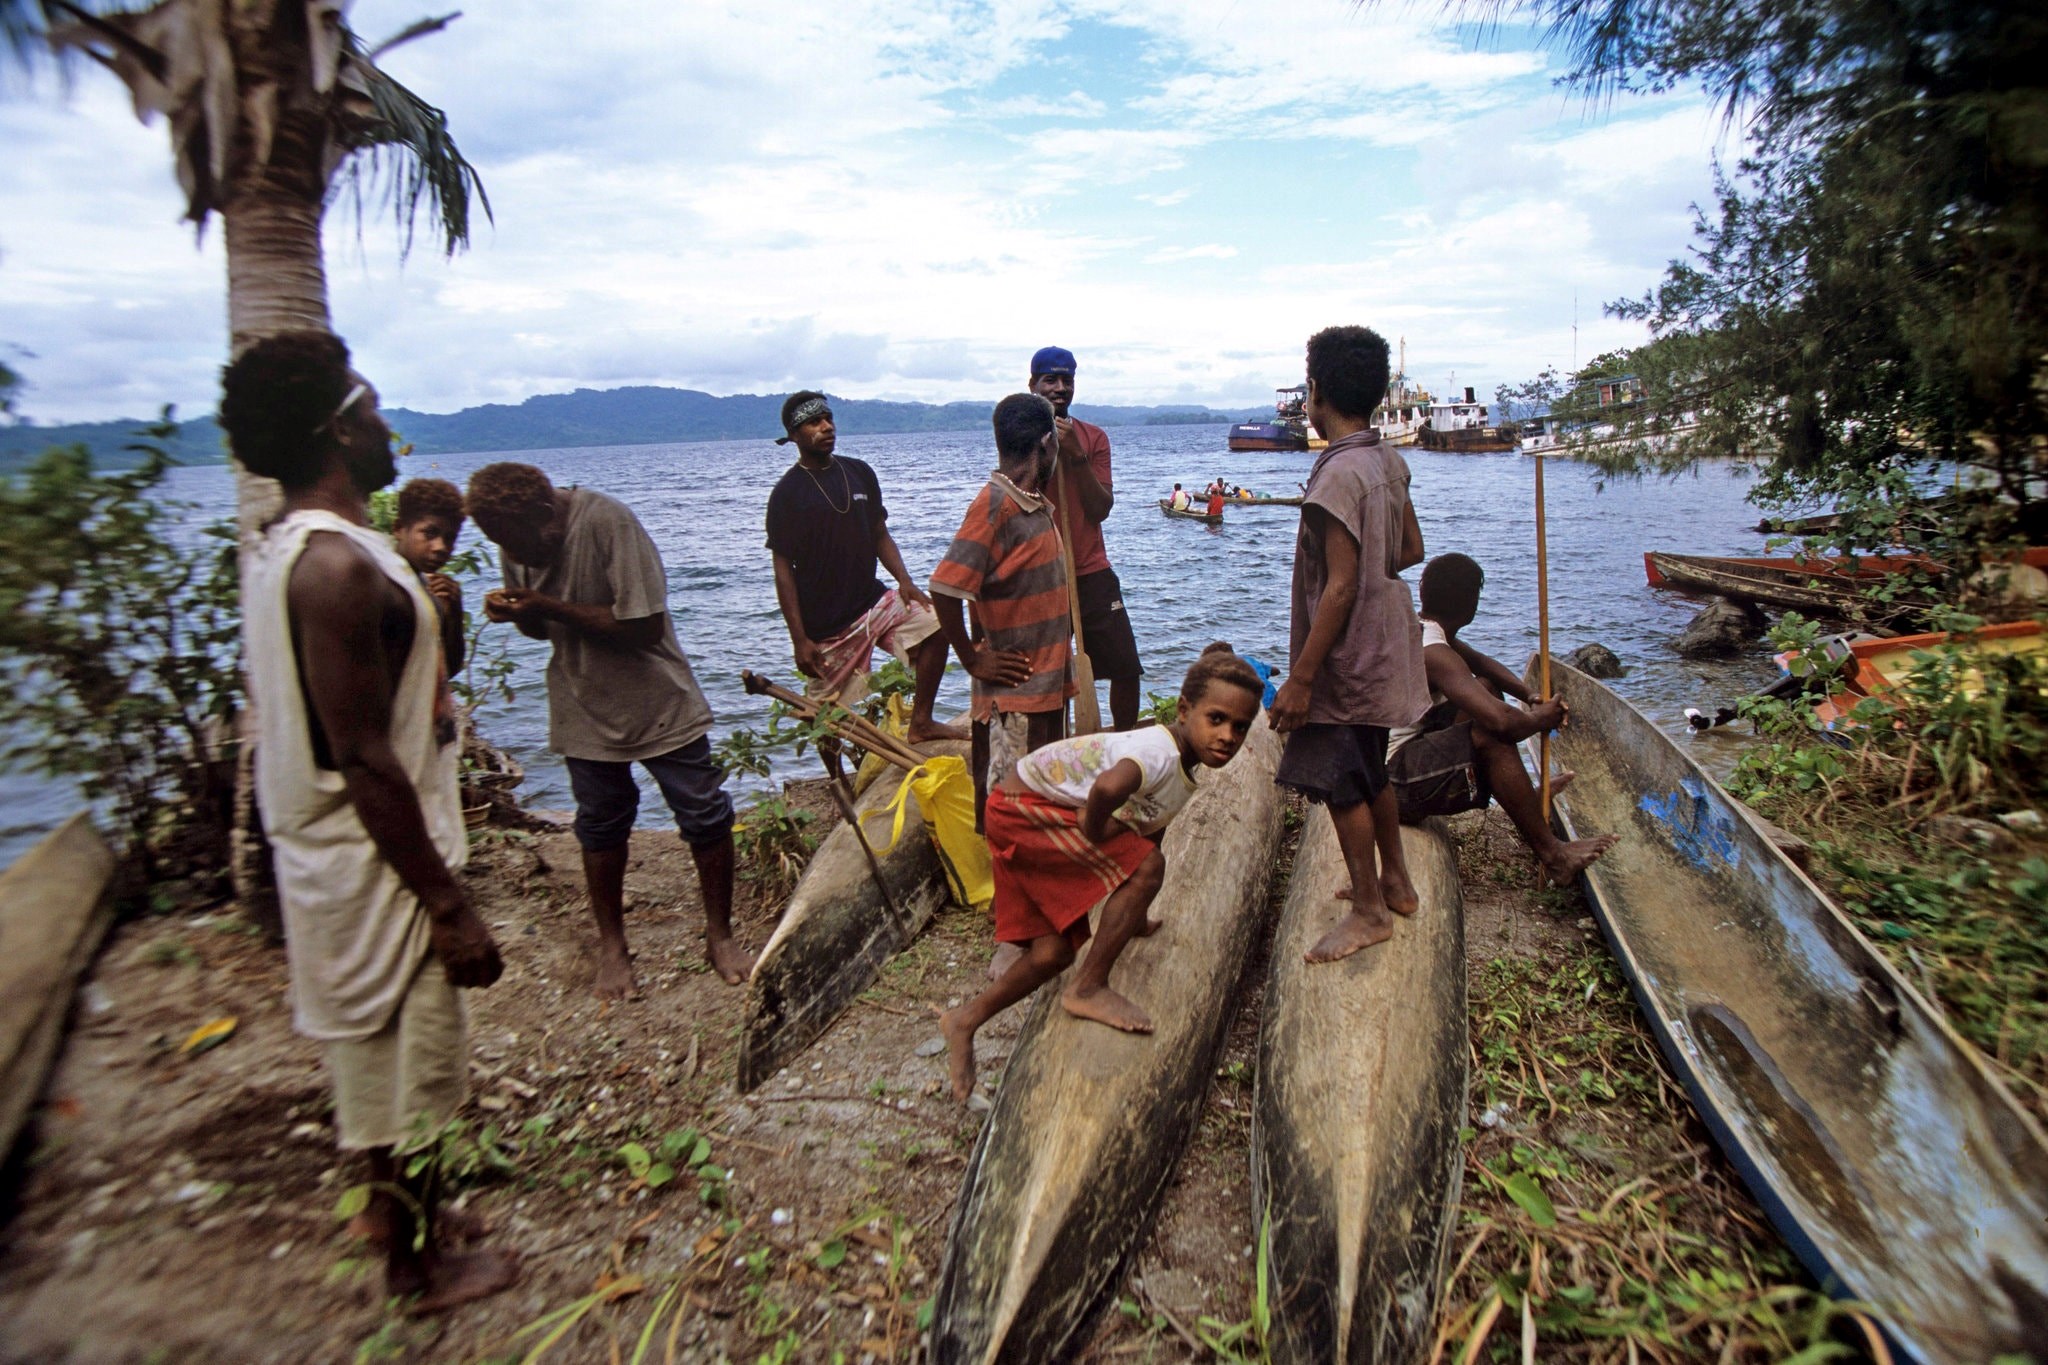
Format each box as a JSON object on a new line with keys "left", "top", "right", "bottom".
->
{"left": 222, "top": 332, "right": 517, "bottom": 1313}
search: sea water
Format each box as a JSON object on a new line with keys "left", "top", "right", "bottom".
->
{"left": 0, "top": 425, "right": 1789, "bottom": 865}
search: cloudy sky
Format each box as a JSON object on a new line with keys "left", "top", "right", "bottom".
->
{"left": 0, "top": 0, "right": 1734, "bottom": 424}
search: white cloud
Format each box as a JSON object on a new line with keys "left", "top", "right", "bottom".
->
{"left": 1142, "top": 243, "right": 1237, "bottom": 264}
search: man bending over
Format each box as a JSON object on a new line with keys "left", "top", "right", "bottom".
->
{"left": 1390, "top": 553, "right": 1619, "bottom": 882}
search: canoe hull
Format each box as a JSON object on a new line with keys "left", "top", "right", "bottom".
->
{"left": 1643, "top": 549, "right": 1937, "bottom": 619}
{"left": 1157, "top": 498, "right": 1223, "bottom": 525}
{"left": 1253, "top": 813, "right": 1467, "bottom": 1364}
{"left": 929, "top": 723, "right": 1285, "bottom": 1364}
{"left": 737, "top": 764, "right": 955, "bottom": 1092}
{"left": 1529, "top": 657, "right": 2048, "bottom": 1363}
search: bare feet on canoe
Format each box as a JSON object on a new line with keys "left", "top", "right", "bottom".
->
{"left": 1136, "top": 917, "right": 1165, "bottom": 937}
{"left": 1549, "top": 769, "right": 1575, "bottom": 797}
{"left": 593, "top": 947, "right": 638, "bottom": 1000}
{"left": 987, "top": 942, "right": 1024, "bottom": 982}
{"left": 1061, "top": 984, "right": 1154, "bottom": 1034}
{"left": 908, "top": 718, "right": 971, "bottom": 744}
{"left": 400, "top": 1248, "right": 521, "bottom": 1316}
{"left": 1306, "top": 908, "right": 1394, "bottom": 963}
{"left": 937, "top": 1005, "right": 978, "bottom": 1102}
{"left": 1334, "top": 882, "right": 1417, "bottom": 917}
{"left": 705, "top": 933, "right": 754, "bottom": 985}
{"left": 1541, "top": 832, "right": 1619, "bottom": 885}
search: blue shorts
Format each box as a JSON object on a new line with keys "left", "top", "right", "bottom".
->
{"left": 1275, "top": 723, "right": 1391, "bottom": 808}
{"left": 564, "top": 736, "right": 735, "bottom": 853}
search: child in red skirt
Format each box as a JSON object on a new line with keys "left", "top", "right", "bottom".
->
{"left": 939, "top": 642, "right": 1266, "bottom": 1103}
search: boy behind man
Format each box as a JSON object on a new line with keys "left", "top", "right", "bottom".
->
{"left": 1270, "top": 325, "right": 1431, "bottom": 962}
{"left": 391, "top": 476, "right": 467, "bottom": 679}
{"left": 222, "top": 332, "right": 516, "bottom": 1312}
{"left": 1391, "top": 553, "right": 1620, "bottom": 881}
{"left": 466, "top": 462, "right": 747, "bottom": 995}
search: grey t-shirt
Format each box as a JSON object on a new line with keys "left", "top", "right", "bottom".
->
{"left": 505, "top": 489, "right": 714, "bottom": 762}
{"left": 1290, "top": 430, "right": 1430, "bottom": 728}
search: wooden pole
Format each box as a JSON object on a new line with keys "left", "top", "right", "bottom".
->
{"left": 1535, "top": 452, "right": 1553, "bottom": 823}
{"left": 741, "top": 672, "right": 926, "bottom": 772}
{"left": 1053, "top": 460, "right": 1102, "bottom": 737}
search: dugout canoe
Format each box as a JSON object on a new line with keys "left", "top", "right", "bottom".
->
{"left": 0, "top": 813, "right": 117, "bottom": 1163}
{"left": 929, "top": 721, "right": 1284, "bottom": 1364}
{"left": 1158, "top": 498, "right": 1223, "bottom": 526}
{"left": 1642, "top": 550, "right": 1941, "bottom": 621}
{"left": 1528, "top": 656, "right": 2048, "bottom": 1363}
{"left": 1253, "top": 812, "right": 1467, "bottom": 1364}
{"left": 737, "top": 746, "right": 964, "bottom": 1093}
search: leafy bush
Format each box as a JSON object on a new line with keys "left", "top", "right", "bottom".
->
{"left": 0, "top": 426, "right": 241, "bottom": 889}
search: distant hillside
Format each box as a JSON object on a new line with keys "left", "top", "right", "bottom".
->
{"left": 0, "top": 387, "right": 1252, "bottom": 471}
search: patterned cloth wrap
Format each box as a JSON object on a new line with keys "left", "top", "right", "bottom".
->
{"left": 984, "top": 785, "right": 1156, "bottom": 945}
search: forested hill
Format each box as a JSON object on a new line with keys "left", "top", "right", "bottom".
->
{"left": 0, "top": 386, "right": 1251, "bottom": 470}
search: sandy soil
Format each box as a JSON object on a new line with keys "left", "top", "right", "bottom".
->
{"left": 0, "top": 793, "right": 1799, "bottom": 1364}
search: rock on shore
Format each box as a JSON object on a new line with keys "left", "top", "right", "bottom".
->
{"left": 1675, "top": 596, "right": 1767, "bottom": 658}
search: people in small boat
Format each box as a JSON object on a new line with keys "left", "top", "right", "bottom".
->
{"left": 938, "top": 643, "right": 1265, "bottom": 1102}
{"left": 1030, "top": 346, "right": 1147, "bottom": 733}
{"left": 221, "top": 331, "right": 519, "bottom": 1314}
{"left": 467, "top": 461, "right": 749, "bottom": 994}
{"left": 1169, "top": 483, "right": 1190, "bottom": 511}
{"left": 928, "top": 394, "right": 1074, "bottom": 831}
{"left": 763, "top": 391, "right": 966, "bottom": 752}
{"left": 1270, "top": 324, "right": 1430, "bottom": 963}
{"left": 1206, "top": 489, "right": 1226, "bottom": 518}
{"left": 1392, "top": 554, "right": 1620, "bottom": 882}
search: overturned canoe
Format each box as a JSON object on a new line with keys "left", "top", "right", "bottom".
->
{"left": 1531, "top": 656, "right": 2048, "bottom": 1363}
{"left": 1, "top": 814, "right": 116, "bottom": 1163}
{"left": 737, "top": 751, "right": 962, "bottom": 1093}
{"left": 929, "top": 722, "right": 1284, "bottom": 1364}
{"left": 1252, "top": 813, "right": 1467, "bottom": 1363}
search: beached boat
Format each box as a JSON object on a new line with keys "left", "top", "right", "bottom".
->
{"left": 928, "top": 723, "right": 1285, "bottom": 1364}
{"left": 1643, "top": 550, "right": 1942, "bottom": 620}
{"left": 1803, "top": 620, "right": 2045, "bottom": 728}
{"left": 1228, "top": 387, "right": 1311, "bottom": 452}
{"left": 1414, "top": 388, "right": 1515, "bottom": 453}
{"left": 1528, "top": 657, "right": 2048, "bottom": 1363}
{"left": 1253, "top": 813, "right": 1466, "bottom": 1363}
{"left": 737, "top": 752, "right": 963, "bottom": 1092}
{"left": 1, "top": 813, "right": 116, "bottom": 1163}
{"left": 1158, "top": 498, "right": 1222, "bottom": 526}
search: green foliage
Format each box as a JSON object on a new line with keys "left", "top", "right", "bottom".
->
{"left": 733, "top": 794, "right": 818, "bottom": 899}
{"left": 0, "top": 427, "right": 241, "bottom": 886}
{"left": 616, "top": 1126, "right": 724, "bottom": 1203}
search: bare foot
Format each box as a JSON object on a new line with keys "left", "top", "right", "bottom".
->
{"left": 1549, "top": 769, "right": 1575, "bottom": 797}
{"left": 1306, "top": 909, "right": 1394, "bottom": 963}
{"left": 1061, "top": 985, "right": 1154, "bottom": 1034}
{"left": 1381, "top": 873, "right": 1420, "bottom": 918}
{"left": 705, "top": 934, "right": 754, "bottom": 985}
{"left": 1540, "top": 832, "right": 1619, "bottom": 884}
{"left": 403, "top": 1248, "right": 521, "bottom": 1316}
{"left": 1136, "top": 917, "right": 1165, "bottom": 937}
{"left": 987, "top": 942, "right": 1024, "bottom": 982}
{"left": 937, "top": 1006, "right": 977, "bottom": 1102}
{"left": 593, "top": 948, "right": 638, "bottom": 1000}
{"left": 350, "top": 1204, "right": 489, "bottom": 1251}
{"left": 908, "top": 718, "right": 972, "bottom": 744}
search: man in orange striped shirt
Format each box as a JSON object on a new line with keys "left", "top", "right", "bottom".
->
{"left": 929, "top": 393, "right": 1074, "bottom": 823}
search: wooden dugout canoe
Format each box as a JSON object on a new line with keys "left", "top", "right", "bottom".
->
{"left": 1, "top": 814, "right": 116, "bottom": 1163}
{"left": 737, "top": 750, "right": 962, "bottom": 1093}
{"left": 1158, "top": 498, "right": 1223, "bottom": 526}
{"left": 928, "top": 721, "right": 1284, "bottom": 1364}
{"left": 1642, "top": 549, "right": 1941, "bottom": 621}
{"left": 1252, "top": 812, "right": 1467, "bottom": 1364}
{"left": 1528, "top": 656, "right": 2048, "bottom": 1363}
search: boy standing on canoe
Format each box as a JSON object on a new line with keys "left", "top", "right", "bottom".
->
{"left": 1392, "top": 554, "right": 1620, "bottom": 880}
{"left": 1030, "top": 346, "right": 1147, "bottom": 731}
{"left": 765, "top": 391, "right": 965, "bottom": 746}
{"left": 1270, "top": 325, "right": 1431, "bottom": 962}
{"left": 939, "top": 644, "right": 1265, "bottom": 1101}
{"left": 466, "top": 461, "right": 748, "bottom": 995}
{"left": 929, "top": 394, "right": 1075, "bottom": 820}
{"left": 223, "top": 332, "right": 518, "bottom": 1313}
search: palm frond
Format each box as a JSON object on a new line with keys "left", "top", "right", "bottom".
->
{"left": 331, "top": 52, "right": 490, "bottom": 259}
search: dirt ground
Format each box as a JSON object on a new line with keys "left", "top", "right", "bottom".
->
{"left": 0, "top": 792, "right": 1809, "bottom": 1365}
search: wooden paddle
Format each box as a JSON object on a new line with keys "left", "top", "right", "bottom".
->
{"left": 1534, "top": 451, "right": 1553, "bottom": 824}
{"left": 1053, "top": 454, "right": 1102, "bottom": 736}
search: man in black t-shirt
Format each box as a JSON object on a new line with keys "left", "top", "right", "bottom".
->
{"left": 765, "top": 392, "right": 965, "bottom": 745}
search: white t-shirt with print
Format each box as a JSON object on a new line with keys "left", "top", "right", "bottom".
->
{"left": 1387, "top": 617, "right": 1451, "bottom": 758}
{"left": 1014, "top": 725, "right": 1196, "bottom": 836}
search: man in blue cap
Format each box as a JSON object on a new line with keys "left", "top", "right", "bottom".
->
{"left": 1030, "top": 345, "right": 1144, "bottom": 730}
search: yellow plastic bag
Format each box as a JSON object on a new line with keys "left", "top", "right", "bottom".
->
{"left": 851, "top": 693, "right": 911, "bottom": 798}
{"left": 860, "top": 754, "right": 993, "bottom": 910}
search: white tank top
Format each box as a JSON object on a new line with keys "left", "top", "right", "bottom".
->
{"left": 245, "top": 510, "right": 467, "bottom": 1041}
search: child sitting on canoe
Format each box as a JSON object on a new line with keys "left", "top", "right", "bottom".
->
{"left": 938, "top": 643, "right": 1265, "bottom": 1103}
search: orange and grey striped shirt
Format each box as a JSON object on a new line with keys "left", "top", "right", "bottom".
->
{"left": 929, "top": 471, "right": 1073, "bottom": 720}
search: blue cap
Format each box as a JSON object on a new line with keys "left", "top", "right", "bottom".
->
{"left": 1030, "top": 346, "right": 1077, "bottom": 377}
